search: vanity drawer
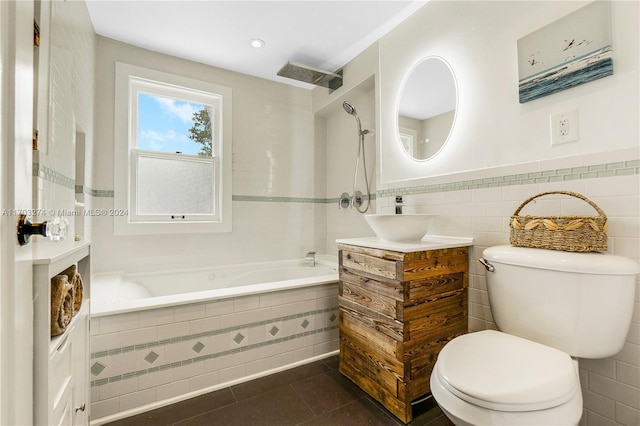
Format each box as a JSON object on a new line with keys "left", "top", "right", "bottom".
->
{"left": 340, "top": 249, "right": 400, "bottom": 281}
{"left": 402, "top": 247, "right": 468, "bottom": 282}
{"left": 339, "top": 271, "right": 403, "bottom": 320}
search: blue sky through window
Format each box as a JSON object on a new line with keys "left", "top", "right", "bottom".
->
{"left": 137, "top": 93, "right": 205, "bottom": 155}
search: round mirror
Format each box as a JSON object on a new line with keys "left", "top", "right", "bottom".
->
{"left": 397, "top": 56, "right": 457, "bottom": 161}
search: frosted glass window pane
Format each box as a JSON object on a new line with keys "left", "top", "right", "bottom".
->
{"left": 136, "top": 154, "right": 214, "bottom": 215}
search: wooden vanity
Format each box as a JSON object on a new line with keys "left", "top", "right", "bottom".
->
{"left": 337, "top": 238, "right": 470, "bottom": 423}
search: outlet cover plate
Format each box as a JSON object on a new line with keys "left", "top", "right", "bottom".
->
{"left": 550, "top": 109, "right": 579, "bottom": 145}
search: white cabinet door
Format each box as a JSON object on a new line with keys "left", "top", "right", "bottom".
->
{"left": 72, "top": 311, "right": 89, "bottom": 425}
{"left": 50, "top": 328, "right": 74, "bottom": 426}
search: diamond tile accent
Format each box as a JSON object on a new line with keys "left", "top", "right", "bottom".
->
{"left": 329, "top": 314, "right": 337, "bottom": 323}
{"left": 301, "top": 319, "right": 310, "bottom": 329}
{"left": 233, "top": 333, "right": 245, "bottom": 344}
{"left": 91, "top": 362, "right": 106, "bottom": 377}
{"left": 192, "top": 341, "right": 205, "bottom": 353}
{"left": 144, "top": 350, "right": 159, "bottom": 364}
{"left": 269, "top": 325, "right": 280, "bottom": 336}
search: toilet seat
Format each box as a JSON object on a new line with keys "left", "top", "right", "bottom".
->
{"left": 436, "top": 330, "right": 578, "bottom": 412}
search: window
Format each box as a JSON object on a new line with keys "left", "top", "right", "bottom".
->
{"left": 114, "top": 63, "right": 232, "bottom": 235}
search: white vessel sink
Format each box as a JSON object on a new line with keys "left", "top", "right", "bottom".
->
{"left": 364, "top": 214, "right": 437, "bottom": 242}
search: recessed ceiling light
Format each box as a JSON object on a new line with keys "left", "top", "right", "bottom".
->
{"left": 249, "top": 38, "right": 265, "bottom": 49}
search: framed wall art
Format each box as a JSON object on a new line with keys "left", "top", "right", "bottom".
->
{"left": 517, "top": 1, "right": 613, "bottom": 103}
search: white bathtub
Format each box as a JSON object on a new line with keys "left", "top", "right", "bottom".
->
{"left": 90, "top": 256, "right": 340, "bottom": 422}
{"left": 91, "top": 257, "right": 338, "bottom": 316}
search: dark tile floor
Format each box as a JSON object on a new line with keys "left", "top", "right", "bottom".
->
{"left": 107, "top": 355, "right": 454, "bottom": 426}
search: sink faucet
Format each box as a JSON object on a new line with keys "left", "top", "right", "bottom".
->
{"left": 305, "top": 251, "right": 316, "bottom": 267}
{"left": 395, "top": 195, "right": 404, "bottom": 214}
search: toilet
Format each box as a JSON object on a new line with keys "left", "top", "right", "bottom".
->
{"left": 430, "top": 245, "right": 638, "bottom": 426}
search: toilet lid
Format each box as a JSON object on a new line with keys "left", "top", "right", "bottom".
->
{"left": 436, "top": 330, "right": 578, "bottom": 412}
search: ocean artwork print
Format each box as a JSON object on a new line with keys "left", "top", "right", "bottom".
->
{"left": 517, "top": 1, "right": 613, "bottom": 103}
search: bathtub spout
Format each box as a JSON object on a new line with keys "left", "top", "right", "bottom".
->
{"left": 305, "top": 251, "right": 316, "bottom": 267}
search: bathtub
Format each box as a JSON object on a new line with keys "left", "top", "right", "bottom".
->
{"left": 91, "top": 257, "right": 338, "bottom": 316}
{"left": 89, "top": 256, "right": 340, "bottom": 422}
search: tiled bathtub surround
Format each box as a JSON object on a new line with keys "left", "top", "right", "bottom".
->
{"left": 90, "top": 283, "right": 339, "bottom": 422}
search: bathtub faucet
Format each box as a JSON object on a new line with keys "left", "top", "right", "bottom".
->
{"left": 305, "top": 251, "right": 316, "bottom": 267}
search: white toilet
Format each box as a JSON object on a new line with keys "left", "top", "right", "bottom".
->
{"left": 430, "top": 245, "right": 638, "bottom": 426}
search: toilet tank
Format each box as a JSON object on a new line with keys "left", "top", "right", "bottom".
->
{"left": 482, "top": 245, "right": 638, "bottom": 359}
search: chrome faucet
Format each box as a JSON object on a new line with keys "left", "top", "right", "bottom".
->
{"left": 305, "top": 251, "right": 316, "bottom": 267}
{"left": 395, "top": 195, "right": 404, "bottom": 214}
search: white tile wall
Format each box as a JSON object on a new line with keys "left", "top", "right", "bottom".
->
{"left": 375, "top": 148, "right": 640, "bottom": 425}
{"left": 89, "top": 283, "right": 339, "bottom": 422}
{"left": 33, "top": 0, "right": 95, "bottom": 241}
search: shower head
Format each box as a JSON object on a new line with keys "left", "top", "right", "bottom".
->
{"left": 277, "top": 61, "right": 343, "bottom": 90}
{"left": 343, "top": 101, "right": 357, "bottom": 116}
{"left": 343, "top": 101, "right": 370, "bottom": 136}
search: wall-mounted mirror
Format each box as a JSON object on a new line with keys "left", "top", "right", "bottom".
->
{"left": 397, "top": 56, "right": 457, "bottom": 161}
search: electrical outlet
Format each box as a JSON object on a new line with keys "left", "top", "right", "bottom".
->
{"left": 551, "top": 109, "right": 578, "bottom": 145}
{"left": 559, "top": 118, "right": 569, "bottom": 136}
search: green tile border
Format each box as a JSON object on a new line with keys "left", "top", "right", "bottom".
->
{"left": 37, "top": 158, "right": 639, "bottom": 204}
{"left": 232, "top": 194, "right": 377, "bottom": 204}
{"left": 377, "top": 159, "right": 640, "bottom": 198}
{"left": 91, "top": 325, "right": 338, "bottom": 388}
{"left": 32, "top": 163, "right": 75, "bottom": 190}
{"left": 90, "top": 305, "right": 339, "bottom": 388}
{"left": 76, "top": 185, "right": 114, "bottom": 198}
{"left": 91, "top": 306, "right": 336, "bottom": 360}
{"left": 233, "top": 195, "right": 328, "bottom": 204}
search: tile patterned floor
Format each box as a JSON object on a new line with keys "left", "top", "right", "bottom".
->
{"left": 106, "top": 356, "right": 454, "bottom": 426}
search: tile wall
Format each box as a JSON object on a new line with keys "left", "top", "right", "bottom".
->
{"left": 91, "top": 36, "right": 322, "bottom": 274}
{"left": 376, "top": 147, "right": 640, "bottom": 426}
{"left": 32, "top": 0, "right": 95, "bottom": 241}
{"left": 89, "top": 283, "right": 339, "bottom": 422}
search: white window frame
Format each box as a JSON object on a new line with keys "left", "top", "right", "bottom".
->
{"left": 114, "top": 62, "right": 232, "bottom": 235}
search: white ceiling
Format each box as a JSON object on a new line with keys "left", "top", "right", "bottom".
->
{"left": 85, "top": 1, "right": 427, "bottom": 89}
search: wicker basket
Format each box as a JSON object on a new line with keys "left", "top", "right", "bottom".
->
{"left": 509, "top": 191, "right": 608, "bottom": 252}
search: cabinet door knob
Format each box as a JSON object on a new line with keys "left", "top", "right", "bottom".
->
{"left": 75, "top": 403, "right": 86, "bottom": 413}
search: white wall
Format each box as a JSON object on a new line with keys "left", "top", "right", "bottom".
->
{"left": 92, "top": 38, "right": 322, "bottom": 274}
{"left": 374, "top": 2, "right": 640, "bottom": 425}
{"left": 379, "top": 1, "right": 639, "bottom": 183}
